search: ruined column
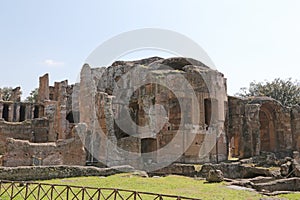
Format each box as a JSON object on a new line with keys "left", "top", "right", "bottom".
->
{"left": 9, "top": 87, "right": 21, "bottom": 102}
{"left": 0, "top": 102, "right": 3, "bottom": 119}
{"left": 31, "top": 105, "right": 35, "bottom": 120}
{"left": 44, "top": 102, "right": 57, "bottom": 142}
{"left": 26, "top": 104, "right": 33, "bottom": 120}
{"left": 291, "top": 106, "right": 300, "bottom": 152}
{"left": 242, "top": 104, "right": 261, "bottom": 158}
{"left": 15, "top": 104, "right": 20, "bottom": 122}
{"left": 38, "top": 74, "right": 50, "bottom": 102}
{"left": 80, "top": 64, "right": 96, "bottom": 163}
{"left": 57, "top": 80, "right": 68, "bottom": 139}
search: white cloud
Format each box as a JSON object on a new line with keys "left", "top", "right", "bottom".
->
{"left": 43, "top": 59, "right": 64, "bottom": 67}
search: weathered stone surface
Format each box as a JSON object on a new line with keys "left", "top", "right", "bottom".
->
{"left": 38, "top": 73, "right": 49, "bottom": 102}
{"left": 292, "top": 159, "right": 300, "bottom": 177}
{"left": 292, "top": 106, "right": 300, "bottom": 152}
{"left": 199, "top": 163, "right": 241, "bottom": 179}
{"left": 252, "top": 177, "right": 300, "bottom": 192}
{"left": 230, "top": 176, "right": 300, "bottom": 195}
{"left": 9, "top": 87, "right": 22, "bottom": 102}
{"left": 206, "top": 169, "right": 224, "bottom": 182}
{"left": 228, "top": 96, "right": 298, "bottom": 160}
{"left": 132, "top": 170, "right": 149, "bottom": 178}
{"left": 0, "top": 118, "right": 50, "bottom": 154}
{"left": 0, "top": 165, "right": 134, "bottom": 181}
{"left": 199, "top": 162, "right": 280, "bottom": 179}
{"left": 1, "top": 125, "right": 86, "bottom": 167}
{"left": 280, "top": 163, "right": 291, "bottom": 177}
{"left": 0, "top": 57, "right": 300, "bottom": 171}
{"left": 79, "top": 57, "right": 228, "bottom": 169}
{"left": 150, "top": 163, "right": 197, "bottom": 177}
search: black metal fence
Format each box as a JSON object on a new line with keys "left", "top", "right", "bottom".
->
{"left": 0, "top": 180, "right": 201, "bottom": 200}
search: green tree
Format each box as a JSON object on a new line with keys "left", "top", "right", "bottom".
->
{"left": 25, "top": 88, "right": 39, "bottom": 103}
{"left": 0, "top": 87, "right": 13, "bottom": 101}
{"left": 236, "top": 78, "right": 300, "bottom": 107}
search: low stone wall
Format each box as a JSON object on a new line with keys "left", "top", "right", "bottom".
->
{"left": 0, "top": 118, "right": 49, "bottom": 154}
{"left": 0, "top": 165, "right": 134, "bottom": 181}
{"left": 252, "top": 177, "right": 300, "bottom": 192}
{"left": 149, "top": 163, "right": 197, "bottom": 177}
{"left": 2, "top": 137, "right": 86, "bottom": 167}
{"left": 150, "top": 162, "right": 281, "bottom": 179}
{"left": 199, "top": 162, "right": 281, "bottom": 179}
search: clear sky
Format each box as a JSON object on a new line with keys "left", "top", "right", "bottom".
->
{"left": 0, "top": 0, "right": 299, "bottom": 98}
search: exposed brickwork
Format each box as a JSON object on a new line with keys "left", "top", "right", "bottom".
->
{"left": 228, "top": 96, "right": 299, "bottom": 159}
{"left": 79, "top": 57, "right": 228, "bottom": 168}
{"left": 2, "top": 125, "right": 85, "bottom": 167}
{"left": 0, "top": 57, "right": 299, "bottom": 168}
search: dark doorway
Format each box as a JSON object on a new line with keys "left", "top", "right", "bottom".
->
{"left": 2, "top": 104, "right": 9, "bottom": 121}
{"left": 204, "top": 99, "right": 212, "bottom": 130}
{"left": 141, "top": 138, "right": 157, "bottom": 153}
{"left": 204, "top": 98, "right": 218, "bottom": 130}
{"left": 34, "top": 106, "right": 39, "bottom": 118}
{"left": 141, "top": 138, "right": 157, "bottom": 163}
{"left": 66, "top": 112, "right": 75, "bottom": 123}
{"left": 19, "top": 105, "right": 26, "bottom": 122}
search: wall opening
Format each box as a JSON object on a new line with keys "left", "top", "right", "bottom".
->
{"left": 141, "top": 138, "right": 157, "bottom": 153}
{"left": 141, "top": 138, "right": 157, "bottom": 163}
{"left": 66, "top": 112, "right": 75, "bottom": 123}
{"left": 2, "top": 104, "right": 9, "bottom": 121}
{"left": 204, "top": 98, "right": 218, "bottom": 130}
{"left": 19, "top": 105, "right": 26, "bottom": 122}
{"left": 204, "top": 99, "right": 212, "bottom": 130}
{"left": 33, "top": 106, "right": 39, "bottom": 118}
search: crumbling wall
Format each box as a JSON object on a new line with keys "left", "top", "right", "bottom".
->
{"left": 0, "top": 118, "right": 49, "bottom": 154}
{"left": 228, "top": 96, "right": 297, "bottom": 159}
{"left": 227, "top": 96, "right": 244, "bottom": 158}
{"left": 38, "top": 74, "right": 49, "bottom": 102}
{"left": 9, "top": 87, "right": 22, "bottom": 102}
{"left": 248, "top": 98, "right": 293, "bottom": 156}
{"left": 292, "top": 106, "right": 300, "bottom": 152}
{"left": 37, "top": 74, "right": 75, "bottom": 140}
{"left": 0, "top": 165, "right": 134, "bottom": 181}
{"left": 242, "top": 104, "right": 260, "bottom": 157}
{"left": 0, "top": 101, "right": 44, "bottom": 123}
{"left": 1, "top": 125, "right": 85, "bottom": 167}
{"left": 79, "top": 57, "right": 228, "bottom": 169}
{"left": 0, "top": 74, "right": 83, "bottom": 167}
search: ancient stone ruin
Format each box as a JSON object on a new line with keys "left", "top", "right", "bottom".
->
{"left": 0, "top": 57, "right": 299, "bottom": 174}
{"left": 0, "top": 74, "right": 85, "bottom": 166}
{"left": 79, "top": 57, "right": 228, "bottom": 169}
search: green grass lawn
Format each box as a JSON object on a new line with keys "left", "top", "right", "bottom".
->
{"left": 43, "top": 174, "right": 261, "bottom": 200}
{"left": 1, "top": 174, "right": 300, "bottom": 199}
{"left": 42, "top": 174, "right": 300, "bottom": 200}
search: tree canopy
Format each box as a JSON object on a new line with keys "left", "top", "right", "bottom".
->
{"left": 0, "top": 87, "right": 14, "bottom": 101}
{"left": 25, "top": 88, "right": 39, "bottom": 103}
{"left": 236, "top": 78, "right": 300, "bottom": 107}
